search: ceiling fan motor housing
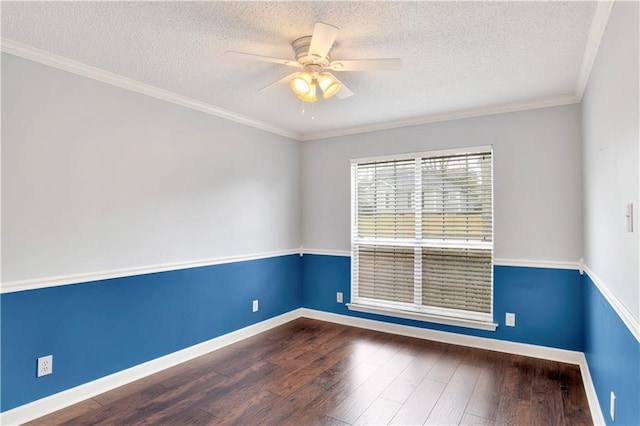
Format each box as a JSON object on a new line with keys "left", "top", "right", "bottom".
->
{"left": 292, "top": 36, "right": 331, "bottom": 68}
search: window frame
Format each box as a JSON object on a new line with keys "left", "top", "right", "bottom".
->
{"left": 348, "top": 145, "right": 497, "bottom": 331}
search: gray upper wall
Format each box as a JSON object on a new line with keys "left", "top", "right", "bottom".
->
{"left": 301, "top": 104, "right": 583, "bottom": 263}
{"left": 582, "top": 1, "right": 639, "bottom": 322}
{"left": 1, "top": 54, "right": 301, "bottom": 283}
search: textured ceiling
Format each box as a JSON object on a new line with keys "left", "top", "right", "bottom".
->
{"left": 2, "top": 1, "right": 601, "bottom": 140}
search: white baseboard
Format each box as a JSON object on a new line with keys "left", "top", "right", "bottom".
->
{"left": 299, "top": 308, "right": 605, "bottom": 424}
{"left": 578, "top": 353, "right": 606, "bottom": 425}
{"left": 1, "top": 307, "right": 604, "bottom": 426}
{"left": 300, "top": 308, "right": 583, "bottom": 363}
{"left": 0, "top": 309, "right": 303, "bottom": 426}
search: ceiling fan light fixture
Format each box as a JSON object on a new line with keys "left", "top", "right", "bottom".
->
{"left": 290, "top": 72, "right": 313, "bottom": 96}
{"left": 318, "top": 73, "right": 341, "bottom": 99}
{"left": 297, "top": 79, "right": 318, "bottom": 102}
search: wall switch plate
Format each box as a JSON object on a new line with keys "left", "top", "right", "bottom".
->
{"left": 252, "top": 300, "right": 258, "bottom": 312}
{"left": 505, "top": 313, "right": 516, "bottom": 327}
{"left": 337, "top": 292, "right": 343, "bottom": 303}
{"left": 627, "top": 203, "right": 633, "bottom": 232}
{"left": 37, "top": 355, "right": 53, "bottom": 377}
{"left": 610, "top": 391, "right": 615, "bottom": 420}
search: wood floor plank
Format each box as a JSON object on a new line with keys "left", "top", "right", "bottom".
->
{"left": 259, "top": 339, "right": 357, "bottom": 399}
{"left": 97, "top": 370, "right": 226, "bottom": 424}
{"left": 495, "top": 396, "right": 531, "bottom": 426}
{"left": 530, "top": 359, "right": 565, "bottom": 426}
{"left": 117, "top": 360, "right": 275, "bottom": 425}
{"left": 137, "top": 407, "right": 216, "bottom": 425}
{"left": 353, "top": 396, "right": 402, "bottom": 425}
{"left": 389, "top": 378, "right": 446, "bottom": 425}
{"left": 465, "top": 351, "right": 509, "bottom": 420}
{"left": 233, "top": 368, "right": 346, "bottom": 425}
{"left": 380, "top": 350, "right": 440, "bottom": 403}
{"left": 265, "top": 346, "right": 320, "bottom": 367}
{"left": 284, "top": 362, "right": 380, "bottom": 424}
{"left": 328, "top": 350, "right": 414, "bottom": 423}
{"left": 308, "top": 326, "right": 363, "bottom": 354}
{"left": 424, "top": 363, "right": 482, "bottom": 425}
{"left": 425, "top": 345, "right": 465, "bottom": 383}
{"left": 559, "top": 363, "right": 593, "bottom": 425}
{"left": 460, "top": 412, "right": 497, "bottom": 425}
{"left": 58, "top": 384, "right": 168, "bottom": 425}
{"left": 25, "top": 399, "right": 103, "bottom": 426}
{"left": 26, "top": 319, "right": 592, "bottom": 426}
{"left": 500, "top": 354, "right": 534, "bottom": 402}
{"left": 203, "top": 389, "right": 282, "bottom": 424}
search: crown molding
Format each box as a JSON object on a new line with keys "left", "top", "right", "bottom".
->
{"left": 0, "top": 39, "right": 301, "bottom": 141}
{"left": 3, "top": 0, "right": 612, "bottom": 145}
{"left": 575, "top": 1, "right": 615, "bottom": 102}
{"left": 299, "top": 94, "right": 580, "bottom": 141}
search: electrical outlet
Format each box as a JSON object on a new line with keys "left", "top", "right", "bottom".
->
{"left": 252, "top": 300, "right": 259, "bottom": 312}
{"left": 610, "top": 391, "right": 616, "bottom": 421}
{"left": 505, "top": 312, "right": 516, "bottom": 327}
{"left": 336, "top": 292, "right": 343, "bottom": 303}
{"left": 37, "top": 355, "right": 53, "bottom": 377}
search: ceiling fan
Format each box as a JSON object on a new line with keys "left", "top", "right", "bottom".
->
{"left": 225, "top": 22, "right": 401, "bottom": 102}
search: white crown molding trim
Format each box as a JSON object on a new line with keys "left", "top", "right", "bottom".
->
{"left": 1, "top": 39, "right": 588, "bottom": 144}
{"left": 299, "top": 95, "right": 580, "bottom": 142}
{"left": 0, "top": 249, "right": 300, "bottom": 294}
{"left": 583, "top": 263, "right": 640, "bottom": 343}
{"left": 0, "top": 309, "right": 303, "bottom": 426}
{"left": 575, "top": 1, "right": 615, "bottom": 102}
{"left": 300, "top": 308, "right": 604, "bottom": 425}
{"left": 0, "top": 39, "right": 301, "bottom": 141}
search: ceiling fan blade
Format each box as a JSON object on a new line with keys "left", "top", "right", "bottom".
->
{"left": 328, "top": 58, "right": 402, "bottom": 72}
{"left": 308, "top": 22, "right": 339, "bottom": 60}
{"left": 225, "top": 51, "right": 301, "bottom": 68}
{"left": 258, "top": 73, "right": 299, "bottom": 92}
{"left": 325, "top": 73, "right": 354, "bottom": 99}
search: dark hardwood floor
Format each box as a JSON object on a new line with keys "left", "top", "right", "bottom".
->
{"left": 27, "top": 318, "right": 592, "bottom": 425}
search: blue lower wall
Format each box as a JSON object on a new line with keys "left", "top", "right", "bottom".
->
{"left": 4, "top": 251, "right": 638, "bottom": 424}
{"left": 584, "top": 274, "right": 640, "bottom": 426}
{"left": 302, "top": 254, "right": 585, "bottom": 351}
{"left": 0, "top": 254, "right": 302, "bottom": 412}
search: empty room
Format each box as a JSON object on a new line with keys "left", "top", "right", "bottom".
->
{"left": 1, "top": 1, "right": 638, "bottom": 425}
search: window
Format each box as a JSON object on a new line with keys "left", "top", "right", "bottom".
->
{"left": 350, "top": 146, "right": 494, "bottom": 329}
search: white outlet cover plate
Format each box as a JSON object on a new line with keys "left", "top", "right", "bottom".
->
{"left": 252, "top": 300, "right": 258, "bottom": 312}
{"left": 37, "top": 355, "right": 53, "bottom": 377}
{"left": 610, "top": 391, "right": 615, "bottom": 420}
{"left": 505, "top": 313, "right": 516, "bottom": 327}
{"left": 337, "top": 292, "right": 343, "bottom": 303}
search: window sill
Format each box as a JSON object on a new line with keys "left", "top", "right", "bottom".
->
{"left": 346, "top": 303, "right": 498, "bottom": 331}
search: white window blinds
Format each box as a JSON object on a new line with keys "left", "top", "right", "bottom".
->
{"left": 351, "top": 147, "right": 493, "bottom": 323}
